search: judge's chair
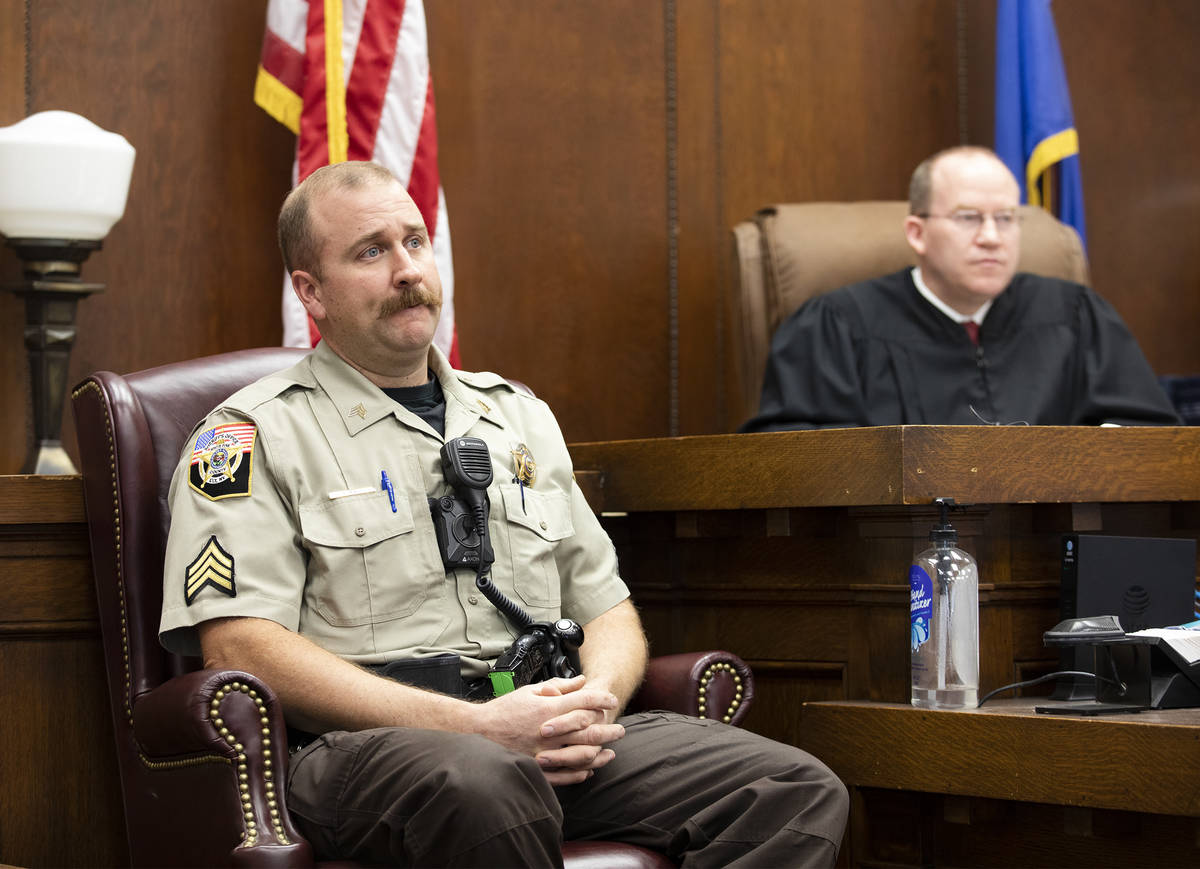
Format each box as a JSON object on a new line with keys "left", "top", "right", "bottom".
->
{"left": 72, "top": 348, "right": 754, "bottom": 868}
{"left": 727, "top": 201, "right": 1090, "bottom": 430}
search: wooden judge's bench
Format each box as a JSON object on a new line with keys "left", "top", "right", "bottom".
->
{"left": 3, "top": 426, "right": 1200, "bottom": 867}
{"left": 569, "top": 426, "right": 1200, "bottom": 868}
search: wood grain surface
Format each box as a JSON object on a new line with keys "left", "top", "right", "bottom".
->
{"left": 800, "top": 699, "right": 1200, "bottom": 816}
{"left": 0, "top": 475, "right": 86, "bottom": 524}
{"left": 0, "top": 476, "right": 125, "bottom": 867}
{"left": 570, "top": 425, "right": 1200, "bottom": 512}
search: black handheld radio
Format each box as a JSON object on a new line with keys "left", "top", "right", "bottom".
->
{"left": 431, "top": 437, "right": 583, "bottom": 693}
{"left": 430, "top": 437, "right": 496, "bottom": 570}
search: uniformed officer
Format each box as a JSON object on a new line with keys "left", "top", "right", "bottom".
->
{"left": 161, "top": 161, "right": 848, "bottom": 867}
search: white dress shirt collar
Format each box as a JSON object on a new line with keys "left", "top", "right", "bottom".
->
{"left": 911, "top": 267, "right": 992, "bottom": 326}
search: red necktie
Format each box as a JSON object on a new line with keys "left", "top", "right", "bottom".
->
{"left": 963, "top": 321, "right": 980, "bottom": 345}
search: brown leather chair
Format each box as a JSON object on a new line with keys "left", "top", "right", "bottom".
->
{"left": 72, "top": 348, "right": 754, "bottom": 868}
{"left": 727, "top": 201, "right": 1091, "bottom": 430}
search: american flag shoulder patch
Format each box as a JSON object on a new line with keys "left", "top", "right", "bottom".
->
{"left": 188, "top": 422, "right": 257, "bottom": 501}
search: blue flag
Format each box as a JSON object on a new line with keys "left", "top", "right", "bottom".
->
{"left": 994, "top": 0, "right": 1086, "bottom": 248}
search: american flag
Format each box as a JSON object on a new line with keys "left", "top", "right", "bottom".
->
{"left": 255, "top": 0, "right": 458, "bottom": 364}
{"left": 191, "top": 424, "right": 257, "bottom": 464}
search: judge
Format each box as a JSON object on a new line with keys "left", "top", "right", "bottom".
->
{"left": 741, "top": 146, "right": 1181, "bottom": 431}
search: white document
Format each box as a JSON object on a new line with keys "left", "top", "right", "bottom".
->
{"left": 1127, "top": 628, "right": 1200, "bottom": 666}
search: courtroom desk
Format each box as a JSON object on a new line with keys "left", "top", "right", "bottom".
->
{"left": 568, "top": 426, "right": 1200, "bottom": 749}
{"left": 798, "top": 699, "right": 1200, "bottom": 867}
{"left": 0, "top": 475, "right": 127, "bottom": 867}
{"left": 569, "top": 425, "right": 1200, "bottom": 510}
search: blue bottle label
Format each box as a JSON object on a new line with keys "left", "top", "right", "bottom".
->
{"left": 910, "top": 565, "right": 933, "bottom": 651}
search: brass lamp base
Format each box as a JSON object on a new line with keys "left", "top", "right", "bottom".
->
{"left": 5, "top": 237, "right": 105, "bottom": 475}
{"left": 29, "top": 440, "right": 77, "bottom": 475}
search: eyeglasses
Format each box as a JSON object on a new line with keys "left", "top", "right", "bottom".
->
{"left": 917, "top": 210, "right": 1022, "bottom": 234}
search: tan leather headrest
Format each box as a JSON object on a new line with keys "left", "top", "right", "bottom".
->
{"left": 758, "top": 201, "right": 1088, "bottom": 328}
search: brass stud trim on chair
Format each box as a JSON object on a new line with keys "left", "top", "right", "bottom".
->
{"left": 71, "top": 380, "right": 134, "bottom": 726}
{"left": 211, "top": 680, "right": 290, "bottom": 847}
{"left": 137, "top": 752, "right": 231, "bottom": 771}
{"left": 696, "top": 662, "right": 744, "bottom": 724}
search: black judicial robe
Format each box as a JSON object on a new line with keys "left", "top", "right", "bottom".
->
{"left": 741, "top": 270, "right": 1182, "bottom": 431}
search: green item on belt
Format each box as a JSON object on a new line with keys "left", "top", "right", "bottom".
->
{"left": 488, "top": 670, "right": 516, "bottom": 696}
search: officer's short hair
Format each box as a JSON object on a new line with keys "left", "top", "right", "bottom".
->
{"left": 908, "top": 145, "right": 1010, "bottom": 215}
{"left": 278, "top": 161, "right": 400, "bottom": 278}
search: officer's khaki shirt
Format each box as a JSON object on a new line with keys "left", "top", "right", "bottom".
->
{"left": 160, "top": 342, "right": 629, "bottom": 676}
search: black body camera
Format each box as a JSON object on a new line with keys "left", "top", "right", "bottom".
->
{"left": 429, "top": 494, "right": 494, "bottom": 568}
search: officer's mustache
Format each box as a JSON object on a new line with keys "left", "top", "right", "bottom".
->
{"left": 379, "top": 284, "right": 439, "bottom": 317}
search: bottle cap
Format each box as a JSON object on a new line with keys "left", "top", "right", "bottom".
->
{"left": 930, "top": 497, "right": 958, "bottom": 545}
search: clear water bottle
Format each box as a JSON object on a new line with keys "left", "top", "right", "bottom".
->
{"left": 910, "top": 498, "right": 978, "bottom": 708}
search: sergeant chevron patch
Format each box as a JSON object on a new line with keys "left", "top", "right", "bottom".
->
{"left": 185, "top": 535, "right": 236, "bottom": 604}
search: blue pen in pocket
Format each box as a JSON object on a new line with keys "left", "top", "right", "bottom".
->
{"left": 381, "top": 470, "right": 396, "bottom": 513}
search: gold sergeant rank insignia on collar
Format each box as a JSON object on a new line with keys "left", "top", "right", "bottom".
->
{"left": 511, "top": 443, "right": 537, "bottom": 487}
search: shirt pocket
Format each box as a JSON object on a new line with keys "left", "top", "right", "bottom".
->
{"left": 298, "top": 489, "right": 439, "bottom": 627}
{"left": 499, "top": 484, "right": 572, "bottom": 608}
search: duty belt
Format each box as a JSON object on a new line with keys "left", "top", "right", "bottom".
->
{"left": 287, "top": 655, "right": 492, "bottom": 753}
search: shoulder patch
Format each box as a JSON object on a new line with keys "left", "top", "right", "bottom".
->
{"left": 189, "top": 423, "right": 257, "bottom": 500}
{"left": 185, "top": 535, "right": 236, "bottom": 604}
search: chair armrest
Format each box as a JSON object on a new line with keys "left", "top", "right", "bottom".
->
{"left": 131, "top": 669, "right": 314, "bottom": 868}
{"left": 628, "top": 651, "right": 754, "bottom": 727}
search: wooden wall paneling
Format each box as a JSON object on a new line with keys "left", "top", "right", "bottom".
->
{"left": 1054, "top": 0, "right": 1200, "bottom": 378}
{"left": 862, "top": 599, "right": 931, "bottom": 688}
{"left": 673, "top": 0, "right": 724, "bottom": 436}
{"left": 842, "top": 589, "right": 880, "bottom": 702}
{"left": 854, "top": 788, "right": 1200, "bottom": 868}
{"left": 605, "top": 496, "right": 1074, "bottom": 733}
{"left": 0, "top": 636, "right": 127, "bottom": 868}
{"left": 0, "top": 1, "right": 295, "bottom": 474}
{"left": 715, "top": 0, "right": 962, "bottom": 233}
{"left": 426, "top": 0, "right": 672, "bottom": 443}
{"left": 0, "top": 0, "right": 23, "bottom": 125}
{"left": 932, "top": 800, "right": 1200, "bottom": 868}
{"left": 0, "top": 482, "right": 126, "bottom": 866}
{"left": 961, "top": 0, "right": 995, "bottom": 149}
{"left": 746, "top": 660, "right": 847, "bottom": 746}
{"left": 977, "top": 602, "right": 1014, "bottom": 699}
{"left": 851, "top": 788, "right": 928, "bottom": 867}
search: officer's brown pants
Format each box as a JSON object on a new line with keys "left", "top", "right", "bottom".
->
{"left": 286, "top": 710, "right": 849, "bottom": 868}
